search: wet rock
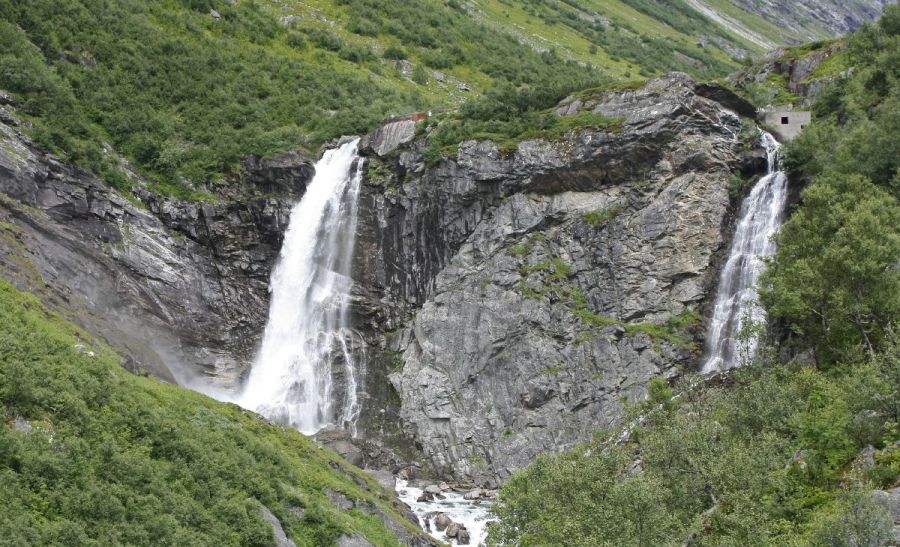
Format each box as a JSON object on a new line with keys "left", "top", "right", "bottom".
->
{"left": 738, "top": 149, "right": 768, "bottom": 177}
{"left": 457, "top": 527, "right": 471, "bottom": 545}
{"left": 433, "top": 512, "right": 451, "bottom": 531}
{"left": 463, "top": 489, "right": 482, "bottom": 500}
{"left": 445, "top": 522, "right": 460, "bottom": 539}
{"left": 416, "top": 491, "right": 434, "bottom": 503}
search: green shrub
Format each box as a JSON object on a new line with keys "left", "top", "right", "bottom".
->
{"left": 382, "top": 46, "right": 407, "bottom": 60}
{"left": 0, "top": 280, "right": 413, "bottom": 545}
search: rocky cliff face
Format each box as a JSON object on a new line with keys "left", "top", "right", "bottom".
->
{"left": 352, "top": 74, "right": 763, "bottom": 484}
{"left": 0, "top": 101, "right": 310, "bottom": 388}
{"left": 1, "top": 72, "right": 766, "bottom": 487}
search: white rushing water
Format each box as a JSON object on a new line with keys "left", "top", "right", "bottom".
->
{"left": 702, "top": 132, "right": 788, "bottom": 373}
{"left": 238, "top": 139, "right": 365, "bottom": 434}
{"left": 396, "top": 480, "right": 494, "bottom": 546}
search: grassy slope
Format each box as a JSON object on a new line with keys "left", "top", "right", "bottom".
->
{"left": 0, "top": 0, "right": 841, "bottom": 198}
{"left": 0, "top": 279, "right": 422, "bottom": 546}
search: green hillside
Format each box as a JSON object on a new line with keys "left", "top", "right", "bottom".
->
{"left": 0, "top": 0, "right": 838, "bottom": 198}
{"left": 0, "top": 279, "right": 420, "bottom": 546}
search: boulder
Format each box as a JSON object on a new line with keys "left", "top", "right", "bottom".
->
{"left": 433, "top": 512, "right": 452, "bottom": 531}
{"left": 463, "top": 489, "right": 482, "bottom": 500}
{"left": 416, "top": 491, "right": 434, "bottom": 503}
{"left": 360, "top": 119, "right": 417, "bottom": 157}
{"left": 259, "top": 505, "right": 297, "bottom": 547}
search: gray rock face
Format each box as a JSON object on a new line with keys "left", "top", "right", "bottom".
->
{"left": 729, "top": 0, "right": 893, "bottom": 39}
{"left": 0, "top": 113, "right": 309, "bottom": 386}
{"left": 871, "top": 487, "right": 900, "bottom": 545}
{"left": 353, "top": 74, "right": 761, "bottom": 483}
{"left": 259, "top": 505, "right": 298, "bottom": 547}
{"left": 361, "top": 119, "right": 418, "bottom": 157}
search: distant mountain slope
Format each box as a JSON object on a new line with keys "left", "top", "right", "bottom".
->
{"left": 725, "top": 0, "right": 895, "bottom": 39}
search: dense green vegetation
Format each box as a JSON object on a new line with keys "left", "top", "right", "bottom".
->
{"left": 494, "top": 0, "right": 738, "bottom": 78}
{"left": 488, "top": 9, "right": 900, "bottom": 545}
{"left": 0, "top": 0, "right": 603, "bottom": 194}
{"left": 765, "top": 7, "right": 900, "bottom": 367}
{"left": 0, "top": 0, "right": 600, "bottom": 196}
{"left": 0, "top": 280, "right": 413, "bottom": 546}
{"left": 0, "top": 0, "right": 808, "bottom": 198}
{"left": 489, "top": 345, "right": 899, "bottom": 545}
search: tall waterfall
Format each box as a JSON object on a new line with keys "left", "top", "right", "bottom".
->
{"left": 239, "top": 139, "right": 364, "bottom": 434}
{"left": 702, "top": 132, "right": 787, "bottom": 373}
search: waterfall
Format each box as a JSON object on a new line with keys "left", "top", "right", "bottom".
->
{"left": 239, "top": 138, "right": 364, "bottom": 434}
{"left": 701, "top": 132, "right": 787, "bottom": 373}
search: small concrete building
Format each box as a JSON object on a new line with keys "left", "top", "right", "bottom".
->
{"left": 764, "top": 106, "right": 811, "bottom": 141}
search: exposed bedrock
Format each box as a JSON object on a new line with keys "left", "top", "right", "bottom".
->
{"left": 353, "top": 74, "right": 763, "bottom": 483}
{"left": 0, "top": 107, "right": 312, "bottom": 386}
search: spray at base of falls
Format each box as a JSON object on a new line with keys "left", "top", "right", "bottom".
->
{"left": 238, "top": 138, "right": 365, "bottom": 435}
{"left": 702, "top": 132, "right": 787, "bottom": 373}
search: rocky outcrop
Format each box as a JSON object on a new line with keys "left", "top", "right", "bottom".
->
{"left": 0, "top": 103, "right": 311, "bottom": 387}
{"left": 731, "top": 41, "right": 847, "bottom": 106}
{"left": 352, "top": 74, "right": 764, "bottom": 483}
{"left": 361, "top": 119, "right": 418, "bottom": 157}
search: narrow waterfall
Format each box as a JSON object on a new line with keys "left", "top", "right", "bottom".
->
{"left": 239, "top": 139, "right": 364, "bottom": 434}
{"left": 702, "top": 132, "right": 788, "bottom": 373}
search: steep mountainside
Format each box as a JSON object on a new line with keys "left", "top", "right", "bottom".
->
{"left": 725, "top": 0, "right": 894, "bottom": 39}
{"left": 1, "top": 3, "right": 898, "bottom": 544}
{"left": 350, "top": 74, "right": 762, "bottom": 482}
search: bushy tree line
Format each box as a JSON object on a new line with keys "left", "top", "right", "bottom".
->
{"left": 763, "top": 7, "right": 900, "bottom": 366}
{"left": 0, "top": 279, "right": 408, "bottom": 546}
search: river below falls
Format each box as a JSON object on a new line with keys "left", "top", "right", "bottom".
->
{"left": 396, "top": 480, "right": 495, "bottom": 546}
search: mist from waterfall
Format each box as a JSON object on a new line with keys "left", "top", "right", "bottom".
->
{"left": 238, "top": 138, "right": 364, "bottom": 434}
{"left": 702, "top": 132, "right": 787, "bottom": 373}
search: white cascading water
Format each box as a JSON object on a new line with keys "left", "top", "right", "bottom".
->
{"left": 702, "top": 132, "right": 788, "bottom": 373}
{"left": 239, "top": 138, "right": 364, "bottom": 434}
